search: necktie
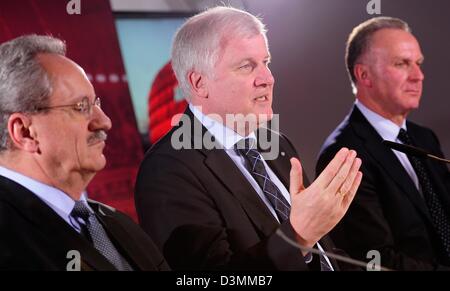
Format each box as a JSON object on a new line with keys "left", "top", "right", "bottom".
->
{"left": 235, "top": 138, "right": 333, "bottom": 270}
{"left": 70, "top": 200, "right": 133, "bottom": 271}
{"left": 397, "top": 128, "right": 450, "bottom": 259}
{"left": 235, "top": 138, "right": 290, "bottom": 222}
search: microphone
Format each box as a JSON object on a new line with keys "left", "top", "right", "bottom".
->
{"left": 275, "top": 229, "right": 393, "bottom": 271}
{"left": 382, "top": 140, "right": 450, "bottom": 164}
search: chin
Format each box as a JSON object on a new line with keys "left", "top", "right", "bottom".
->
{"left": 258, "top": 108, "right": 273, "bottom": 122}
{"left": 89, "top": 155, "right": 107, "bottom": 172}
{"left": 407, "top": 100, "right": 421, "bottom": 110}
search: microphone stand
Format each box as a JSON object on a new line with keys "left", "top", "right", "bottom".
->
{"left": 275, "top": 229, "right": 393, "bottom": 271}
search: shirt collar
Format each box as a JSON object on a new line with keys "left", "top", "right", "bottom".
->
{"left": 189, "top": 103, "right": 257, "bottom": 149}
{"left": 0, "top": 165, "right": 88, "bottom": 218}
{"left": 355, "top": 100, "right": 407, "bottom": 142}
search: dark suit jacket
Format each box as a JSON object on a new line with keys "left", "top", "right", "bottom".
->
{"left": 316, "top": 105, "right": 450, "bottom": 270}
{"left": 135, "top": 108, "right": 344, "bottom": 271}
{"left": 0, "top": 175, "right": 169, "bottom": 271}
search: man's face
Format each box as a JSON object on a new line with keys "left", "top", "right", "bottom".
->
{"left": 363, "top": 28, "right": 424, "bottom": 119}
{"left": 32, "top": 54, "right": 112, "bottom": 178}
{"left": 202, "top": 34, "right": 274, "bottom": 133}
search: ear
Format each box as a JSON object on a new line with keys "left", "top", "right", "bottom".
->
{"left": 187, "top": 71, "right": 208, "bottom": 99}
{"left": 7, "top": 113, "right": 39, "bottom": 153}
{"left": 354, "top": 63, "right": 371, "bottom": 87}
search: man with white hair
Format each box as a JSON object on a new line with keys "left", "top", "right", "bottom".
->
{"left": 136, "top": 7, "right": 362, "bottom": 270}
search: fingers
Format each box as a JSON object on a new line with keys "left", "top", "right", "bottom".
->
{"left": 289, "top": 157, "right": 304, "bottom": 195}
{"left": 336, "top": 157, "right": 362, "bottom": 196}
{"left": 325, "top": 149, "right": 357, "bottom": 194}
{"left": 342, "top": 171, "right": 363, "bottom": 208}
{"left": 315, "top": 147, "right": 349, "bottom": 188}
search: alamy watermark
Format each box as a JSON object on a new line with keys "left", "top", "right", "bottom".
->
{"left": 66, "top": 250, "right": 81, "bottom": 271}
{"left": 366, "top": 250, "right": 381, "bottom": 271}
{"left": 170, "top": 111, "right": 281, "bottom": 160}
{"left": 66, "top": 0, "right": 81, "bottom": 15}
{"left": 366, "top": 0, "right": 381, "bottom": 15}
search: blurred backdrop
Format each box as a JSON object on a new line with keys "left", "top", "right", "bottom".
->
{"left": 1, "top": 0, "right": 448, "bottom": 219}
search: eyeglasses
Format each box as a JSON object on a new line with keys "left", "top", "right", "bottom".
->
{"left": 36, "top": 97, "right": 101, "bottom": 116}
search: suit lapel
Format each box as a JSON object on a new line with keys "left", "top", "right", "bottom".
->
{"left": 263, "top": 150, "right": 294, "bottom": 191}
{"left": 184, "top": 108, "right": 346, "bottom": 266}
{"left": 0, "top": 176, "right": 116, "bottom": 270}
{"left": 255, "top": 128, "right": 291, "bottom": 188}
{"left": 350, "top": 108, "right": 433, "bottom": 224}
{"left": 90, "top": 201, "right": 159, "bottom": 270}
{"left": 203, "top": 149, "right": 279, "bottom": 237}
{"left": 405, "top": 123, "right": 450, "bottom": 210}
{"left": 182, "top": 109, "right": 279, "bottom": 236}
{"left": 29, "top": 203, "right": 117, "bottom": 271}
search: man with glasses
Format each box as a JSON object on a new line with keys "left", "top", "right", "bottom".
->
{"left": 0, "top": 34, "right": 169, "bottom": 271}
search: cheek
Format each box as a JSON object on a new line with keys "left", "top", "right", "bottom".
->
{"left": 63, "top": 130, "right": 87, "bottom": 159}
{"left": 384, "top": 70, "right": 406, "bottom": 86}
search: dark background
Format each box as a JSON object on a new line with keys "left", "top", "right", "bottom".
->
{"left": 240, "top": 0, "right": 450, "bottom": 178}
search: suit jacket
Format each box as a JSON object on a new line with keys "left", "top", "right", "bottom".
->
{"left": 135, "top": 108, "right": 344, "bottom": 271}
{"left": 316, "top": 105, "right": 450, "bottom": 270}
{"left": 0, "top": 175, "right": 169, "bottom": 271}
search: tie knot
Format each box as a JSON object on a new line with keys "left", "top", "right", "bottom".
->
{"left": 71, "top": 200, "right": 92, "bottom": 221}
{"left": 398, "top": 128, "right": 413, "bottom": 145}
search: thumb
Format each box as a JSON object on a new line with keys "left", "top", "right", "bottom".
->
{"left": 289, "top": 157, "right": 304, "bottom": 195}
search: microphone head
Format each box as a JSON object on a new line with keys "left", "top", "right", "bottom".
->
{"left": 382, "top": 140, "right": 429, "bottom": 157}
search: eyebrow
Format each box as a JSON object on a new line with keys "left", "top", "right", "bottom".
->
{"left": 235, "top": 55, "right": 271, "bottom": 65}
{"left": 393, "top": 55, "right": 425, "bottom": 63}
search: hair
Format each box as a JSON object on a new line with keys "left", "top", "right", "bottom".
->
{"left": 171, "top": 6, "right": 268, "bottom": 100}
{"left": 346, "top": 16, "right": 410, "bottom": 89}
{"left": 0, "top": 34, "right": 66, "bottom": 152}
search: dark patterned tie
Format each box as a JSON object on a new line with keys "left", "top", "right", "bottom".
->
{"left": 235, "top": 138, "right": 333, "bottom": 270}
{"left": 235, "top": 138, "right": 290, "bottom": 222}
{"left": 398, "top": 128, "right": 450, "bottom": 259}
{"left": 70, "top": 200, "right": 133, "bottom": 271}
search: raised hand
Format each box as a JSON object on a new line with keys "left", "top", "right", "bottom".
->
{"left": 289, "top": 147, "right": 362, "bottom": 248}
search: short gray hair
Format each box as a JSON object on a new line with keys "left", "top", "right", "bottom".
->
{"left": 346, "top": 16, "right": 410, "bottom": 88}
{"left": 0, "top": 34, "right": 66, "bottom": 152}
{"left": 171, "top": 6, "right": 267, "bottom": 100}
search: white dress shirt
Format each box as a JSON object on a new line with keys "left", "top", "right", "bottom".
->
{"left": 189, "top": 104, "right": 333, "bottom": 269}
{"left": 190, "top": 104, "right": 291, "bottom": 220}
{"left": 356, "top": 100, "right": 421, "bottom": 191}
{"left": 0, "top": 165, "right": 90, "bottom": 233}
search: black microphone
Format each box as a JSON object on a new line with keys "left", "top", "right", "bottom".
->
{"left": 382, "top": 140, "right": 450, "bottom": 164}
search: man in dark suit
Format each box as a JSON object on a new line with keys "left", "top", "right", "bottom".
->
{"left": 0, "top": 35, "right": 169, "bottom": 271}
{"left": 317, "top": 17, "right": 450, "bottom": 270}
{"left": 135, "top": 6, "right": 362, "bottom": 271}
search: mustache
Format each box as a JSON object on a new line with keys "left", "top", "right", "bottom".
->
{"left": 87, "top": 130, "right": 108, "bottom": 145}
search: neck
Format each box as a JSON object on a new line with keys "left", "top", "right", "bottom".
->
{"left": 233, "top": 121, "right": 258, "bottom": 137}
{"left": 356, "top": 96, "right": 407, "bottom": 127}
{"left": 191, "top": 103, "right": 258, "bottom": 137}
{"left": 0, "top": 153, "right": 91, "bottom": 200}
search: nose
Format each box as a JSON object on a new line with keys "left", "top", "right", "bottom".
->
{"left": 254, "top": 66, "right": 275, "bottom": 87}
{"left": 89, "top": 105, "right": 112, "bottom": 132}
{"left": 410, "top": 64, "right": 424, "bottom": 82}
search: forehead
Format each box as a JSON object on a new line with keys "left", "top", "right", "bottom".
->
{"left": 37, "top": 53, "right": 94, "bottom": 103}
{"left": 219, "top": 34, "right": 269, "bottom": 62}
{"left": 368, "top": 28, "right": 422, "bottom": 59}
